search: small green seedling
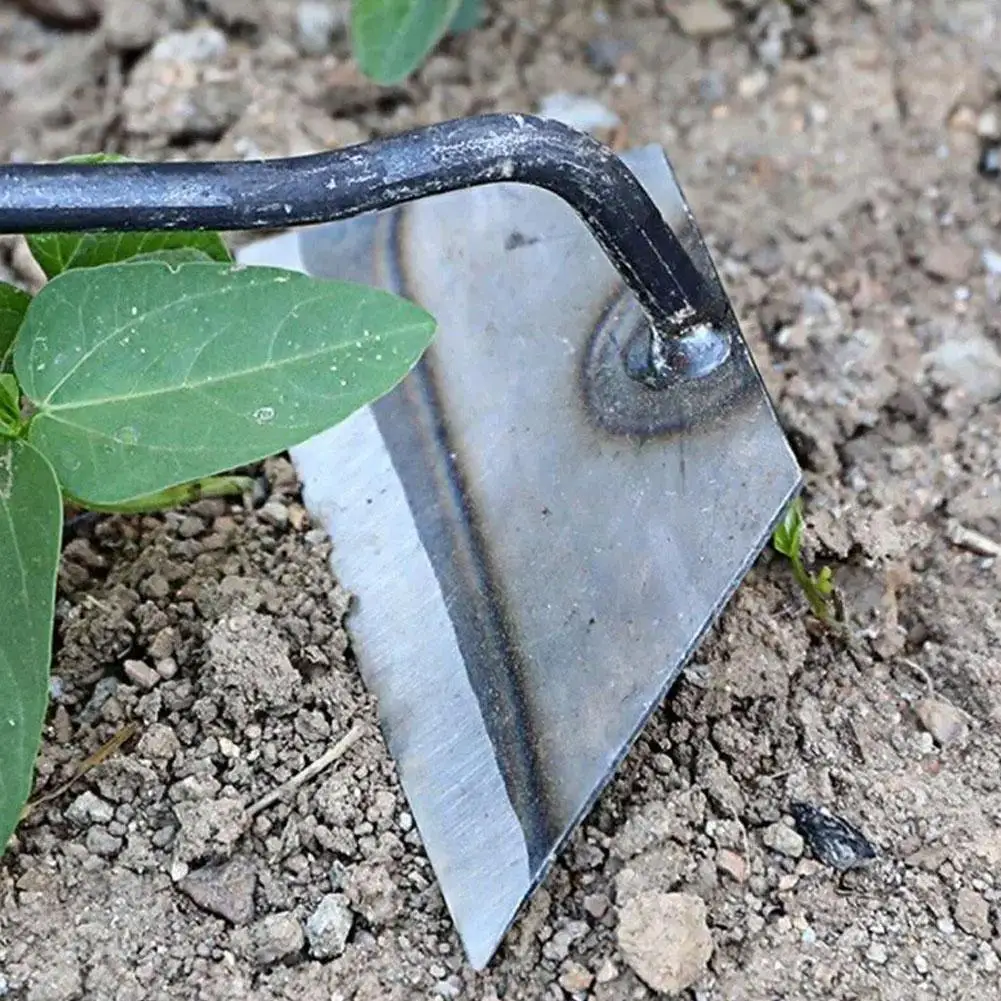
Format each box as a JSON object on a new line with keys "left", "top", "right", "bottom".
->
{"left": 351, "top": 0, "right": 484, "bottom": 84}
{"left": 772, "top": 497, "right": 839, "bottom": 626}
{"left": 0, "top": 159, "right": 437, "bottom": 853}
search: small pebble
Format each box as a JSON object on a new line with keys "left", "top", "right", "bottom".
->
{"left": 866, "top": 942, "right": 888, "bottom": 965}
{"left": 716, "top": 849, "right": 747, "bottom": 883}
{"left": 538, "top": 92, "right": 620, "bottom": 134}
{"left": 124, "top": 659, "right": 160, "bottom": 691}
{"left": 762, "top": 822, "right": 805, "bottom": 859}
{"left": 915, "top": 698, "right": 968, "bottom": 746}
{"left": 177, "top": 515, "right": 206, "bottom": 538}
{"left": 305, "top": 894, "right": 354, "bottom": 958}
{"left": 179, "top": 858, "right": 257, "bottom": 925}
{"left": 66, "top": 791, "right": 115, "bottom": 826}
{"left": 559, "top": 962, "right": 594, "bottom": 993}
{"left": 296, "top": 1, "right": 344, "bottom": 55}
{"left": 251, "top": 912, "right": 304, "bottom": 965}
{"left": 954, "top": 887, "right": 991, "bottom": 939}
{"left": 258, "top": 500, "right": 290, "bottom": 529}
{"left": 85, "top": 828, "right": 123, "bottom": 858}
{"left": 595, "top": 958, "right": 619, "bottom": 983}
{"left": 156, "top": 657, "right": 178, "bottom": 680}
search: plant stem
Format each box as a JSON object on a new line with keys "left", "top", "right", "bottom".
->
{"left": 67, "top": 474, "right": 254, "bottom": 514}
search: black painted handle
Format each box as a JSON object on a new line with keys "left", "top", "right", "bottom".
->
{"left": 0, "top": 113, "right": 718, "bottom": 347}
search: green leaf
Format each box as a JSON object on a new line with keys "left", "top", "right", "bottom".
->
{"left": 772, "top": 496, "right": 804, "bottom": 559}
{"left": 125, "top": 248, "right": 215, "bottom": 266}
{"left": 0, "top": 438, "right": 62, "bottom": 852}
{"left": 0, "top": 283, "right": 31, "bottom": 372}
{"left": 25, "top": 153, "right": 231, "bottom": 278}
{"left": 17, "top": 260, "right": 436, "bottom": 505}
{"left": 28, "top": 230, "right": 232, "bottom": 280}
{"left": 0, "top": 374, "right": 20, "bottom": 425}
{"left": 449, "top": 0, "right": 483, "bottom": 33}
{"left": 352, "top": 0, "right": 462, "bottom": 83}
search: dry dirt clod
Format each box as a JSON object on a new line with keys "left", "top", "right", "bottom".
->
{"left": 616, "top": 891, "right": 713, "bottom": 994}
{"left": 915, "top": 698, "right": 969, "bottom": 746}
{"left": 305, "top": 893, "right": 354, "bottom": 958}
{"left": 178, "top": 857, "right": 257, "bottom": 925}
{"left": 25, "top": 957, "right": 83, "bottom": 1001}
{"left": 954, "top": 887, "right": 992, "bottom": 939}
{"left": 250, "top": 912, "right": 305, "bottom": 965}
{"left": 173, "top": 796, "right": 247, "bottom": 863}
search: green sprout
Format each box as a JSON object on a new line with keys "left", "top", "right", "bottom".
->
{"left": 772, "top": 497, "right": 839, "bottom": 626}
{"left": 351, "top": 0, "right": 485, "bottom": 84}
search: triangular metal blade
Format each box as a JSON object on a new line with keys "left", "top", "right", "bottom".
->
{"left": 236, "top": 145, "right": 800, "bottom": 969}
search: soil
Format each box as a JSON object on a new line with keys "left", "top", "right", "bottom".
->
{"left": 1, "top": 1, "right": 1000, "bottom": 999}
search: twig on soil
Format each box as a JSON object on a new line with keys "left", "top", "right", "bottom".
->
{"left": 247, "top": 723, "right": 365, "bottom": 818}
{"left": 22, "top": 721, "right": 139, "bottom": 818}
{"left": 896, "top": 658, "right": 978, "bottom": 723}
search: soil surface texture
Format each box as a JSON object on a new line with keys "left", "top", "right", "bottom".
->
{"left": 1, "top": 1, "right": 1000, "bottom": 999}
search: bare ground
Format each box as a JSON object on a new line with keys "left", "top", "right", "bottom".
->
{"left": 1, "top": 1, "right": 1000, "bottom": 999}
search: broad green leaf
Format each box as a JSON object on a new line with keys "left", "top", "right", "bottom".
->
{"left": 449, "top": 0, "right": 483, "bottom": 33}
{"left": 28, "top": 230, "right": 231, "bottom": 280}
{"left": 0, "top": 438, "right": 62, "bottom": 852}
{"left": 26, "top": 153, "right": 231, "bottom": 278}
{"left": 125, "top": 248, "right": 215, "bottom": 266}
{"left": 0, "top": 283, "right": 31, "bottom": 371}
{"left": 352, "top": 0, "right": 462, "bottom": 83}
{"left": 17, "top": 260, "right": 436, "bottom": 505}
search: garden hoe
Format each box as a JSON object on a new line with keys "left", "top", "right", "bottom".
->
{"left": 0, "top": 114, "right": 801, "bottom": 968}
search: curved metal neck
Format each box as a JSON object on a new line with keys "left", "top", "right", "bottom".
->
{"left": 0, "top": 113, "right": 719, "bottom": 345}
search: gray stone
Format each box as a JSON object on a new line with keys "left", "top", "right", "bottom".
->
{"left": 927, "top": 331, "right": 1001, "bottom": 406}
{"left": 923, "top": 241, "right": 977, "bottom": 283}
{"left": 305, "top": 893, "right": 354, "bottom": 958}
{"left": 179, "top": 857, "right": 257, "bottom": 925}
{"left": 258, "top": 500, "right": 290, "bottom": 530}
{"left": 124, "top": 659, "right": 160, "bottom": 690}
{"left": 137, "top": 722, "right": 180, "bottom": 760}
{"left": 538, "top": 92, "right": 620, "bottom": 134}
{"left": 65, "top": 790, "right": 115, "bottom": 826}
{"left": 85, "top": 828, "right": 123, "bottom": 857}
{"left": 251, "top": 912, "right": 305, "bottom": 965}
{"left": 665, "top": 0, "right": 735, "bottom": 38}
{"left": 762, "top": 822, "right": 806, "bottom": 859}
{"left": 915, "top": 698, "right": 968, "bottom": 746}
{"left": 954, "top": 887, "right": 991, "bottom": 939}
{"left": 296, "top": 1, "right": 347, "bottom": 55}
{"left": 617, "top": 892, "right": 713, "bottom": 994}
{"left": 103, "top": 0, "right": 186, "bottom": 51}
{"left": 150, "top": 25, "right": 227, "bottom": 63}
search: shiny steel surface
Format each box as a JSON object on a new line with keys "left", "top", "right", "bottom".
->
{"left": 236, "top": 145, "right": 800, "bottom": 969}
